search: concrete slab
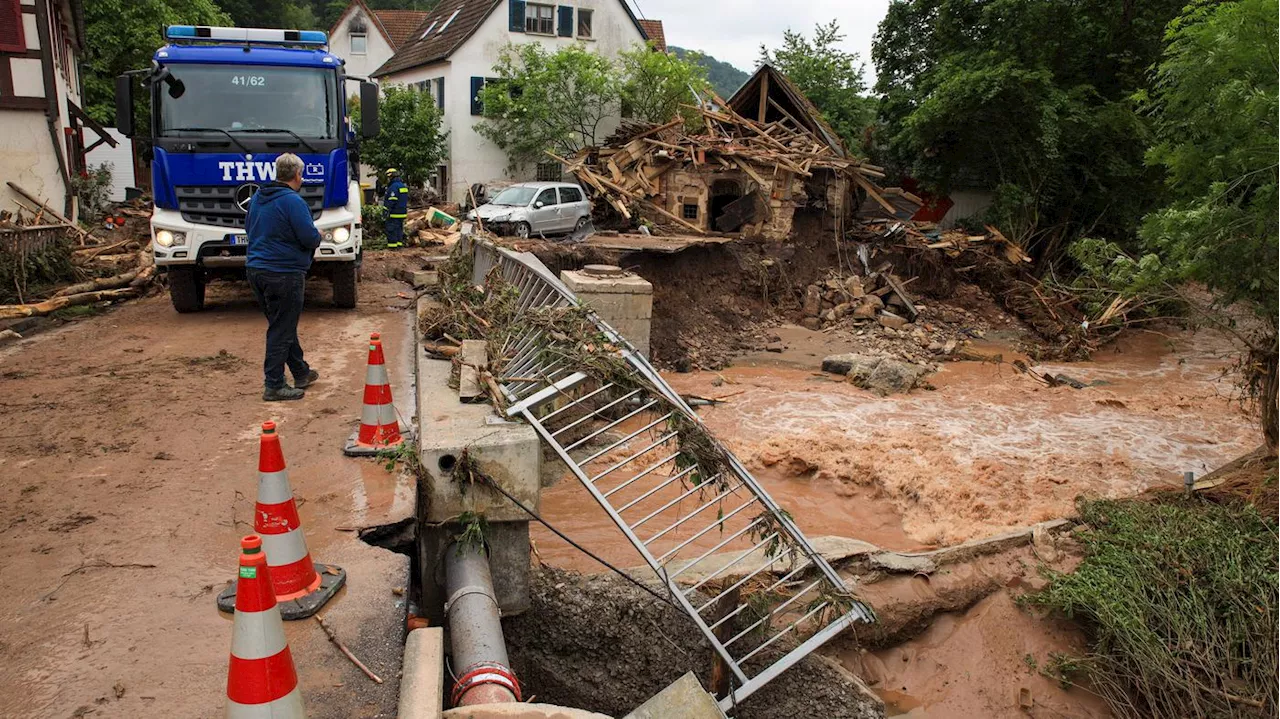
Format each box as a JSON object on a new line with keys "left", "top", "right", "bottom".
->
{"left": 399, "top": 627, "right": 445, "bottom": 719}
{"left": 622, "top": 672, "right": 726, "bottom": 719}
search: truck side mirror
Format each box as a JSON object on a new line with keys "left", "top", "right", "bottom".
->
{"left": 360, "top": 81, "right": 379, "bottom": 139}
{"left": 115, "top": 75, "right": 134, "bottom": 137}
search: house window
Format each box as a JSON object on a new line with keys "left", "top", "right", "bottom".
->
{"left": 525, "top": 3, "right": 554, "bottom": 34}
{"left": 350, "top": 33, "right": 367, "bottom": 55}
{"left": 470, "top": 76, "right": 499, "bottom": 116}
{"left": 0, "top": 0, "right": 24, "bottom": 54}
{"left": 536, "top": 162, "right": 562, "bottom": 182}
{"left": 577, "top": 9, "right": 593, "bottom": 38}
{"left": 434, "top": 164, "right": 448, "bottom": 198}
{"left": 682, "top": 203, "right": 699, "bottom": 220}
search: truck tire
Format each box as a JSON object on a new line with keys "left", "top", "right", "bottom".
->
{"left": 169, "top": 267, "right": 205, "bottom": 313}
{"left": 332, "top": 262, "right": 358, "bottom": 309}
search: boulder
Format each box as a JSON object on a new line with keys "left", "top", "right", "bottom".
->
{"left": 833, "top": 302, "right": 853, "bottom": 319}
{"left": 863, "top": 359, "right": 929, "bottom": 395}
{"left": 851, "top": 302, "right": 878, "bottom": 320}
{"left": 765, "top": 342, "right": 786, "bottom": 353}
{"left": 878, "top": 311, "right": 908, "bottom": 330}
{"left": 862, "top": 294, "right": 885, "bottom": 311}
{"left": 844, "top": 276, "right": 865, "bottom": 298}
{"left": 800, "top": 317, "right": 822, "bottom": 331}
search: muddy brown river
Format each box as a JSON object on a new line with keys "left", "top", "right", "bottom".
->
{"left": 533, "top": 327, "right": 1256, "bottom": 569}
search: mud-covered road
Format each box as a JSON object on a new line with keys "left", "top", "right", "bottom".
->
{"left": 0, "top": 257, "right": 418, "bottom": 718}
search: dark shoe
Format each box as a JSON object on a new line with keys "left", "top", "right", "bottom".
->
{"left": 263, "top": 385, "right": 305, "bottom": 401}
{"left": 294, "top": 369, "right": 320, "bottom": 389}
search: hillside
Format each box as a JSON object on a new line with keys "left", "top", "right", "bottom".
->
{"left": 670, "top": 46, "right": 751, "bottom": 99}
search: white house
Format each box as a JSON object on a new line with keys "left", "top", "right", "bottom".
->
{"left": 0, "top": 0, "right": 114, "bottom": 220}
{"left": 328, "top": 0, "right": 429, "bottom": 80}
{"left": 369, "top": 0, "right": 659, "bottom": 201}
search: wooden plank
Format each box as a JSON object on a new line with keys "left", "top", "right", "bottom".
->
{"left": 458, "top": 340, "right": 489, "bottom": 403}
{"left": 853, "top": 173, "right": 899, "bottom": 216}
{"left": 881, "top": 273, "right": 919, "bottom": 320}
{"left": 756, "top": 72, "right": 769, "bottom": 123}
{"left": 6, "top": 181, "right": 89, "bottom": 241}
{"left": 732, "top": 158, "right": 769, "bottom": 188}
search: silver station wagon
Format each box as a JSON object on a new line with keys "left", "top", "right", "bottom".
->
{"left": 467, "top": 181, "right": 591, "bottom": 239}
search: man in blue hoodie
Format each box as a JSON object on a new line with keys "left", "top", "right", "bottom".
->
{"left": 246, "top": 153, "right": 322, "bottom": 401}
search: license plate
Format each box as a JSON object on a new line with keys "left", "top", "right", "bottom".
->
{"left": 225, "top": 234, "right": 246, "bottom": 245}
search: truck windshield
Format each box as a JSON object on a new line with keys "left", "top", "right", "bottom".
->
{"left": 157, "top": 64, "right": 338, "bottom": 139}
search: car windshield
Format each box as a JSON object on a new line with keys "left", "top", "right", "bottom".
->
{"left": 490, "top": 186, "right": 538, "bottom": 206}
{"left": 157, "top": 64, "right": 339, "bottom": 139}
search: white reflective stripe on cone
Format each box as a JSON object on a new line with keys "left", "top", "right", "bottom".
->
{"left": 260, "top": 527, "right": 310, "bottom": 567}
{"left": 256, "top": 471, "right": 293, "bottom": 505}
{"left": 364, "top": 363, "right": 389, "bottom": 386}
{"left": 230, "top": 607, "right": 289, "bottom": 661}
{"left": 226, "top": 685, "right": 305, "bottom": 719}
{"left": 361, "top": 401, "right": 383, "bottom": 427}
{"left": 378, "top": 400, "right": 398, "bottom": 428}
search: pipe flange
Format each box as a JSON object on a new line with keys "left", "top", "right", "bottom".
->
{"left": 444, "top": 584, "right": 502, "bottom": 617}
{"left": 451, "top": 661, "right": 522, "bottom": 705}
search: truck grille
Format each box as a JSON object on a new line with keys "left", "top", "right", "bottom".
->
{"left": 176, "top": 185, "right": 325, "bottom": 229}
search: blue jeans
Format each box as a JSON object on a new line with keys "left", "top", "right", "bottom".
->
{"left": 247, "top": 268, "right": 311, "bottom": 389}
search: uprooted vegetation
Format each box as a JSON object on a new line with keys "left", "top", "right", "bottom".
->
{"left": 1028, "top": 496, "right": 1278, "bottom": 718}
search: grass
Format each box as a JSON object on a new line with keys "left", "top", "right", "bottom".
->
{"left": 51, "top": 304, "right": 103, "bottom": 320}
{"left": 1028, "top": 496, "right": 1278, "bottom": 718}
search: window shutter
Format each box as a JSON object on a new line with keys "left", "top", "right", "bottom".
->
{"left": 0, "top": 0, "right": 25, "bottom": 53}
{"left": 436, "top": 77, "right": 445, "bottom": 110}
{"left": 508, "top": 0, "right": 525, "bottom": 32}
{"left": 470, "top": 76, "right": 484, "bottom": 116}
{"left": 557, "top": 6, "right": 573, "bottom": 37}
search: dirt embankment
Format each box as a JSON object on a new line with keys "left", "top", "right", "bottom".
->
{"left": 504, "top": 567, "right": 885, "bottom": 719}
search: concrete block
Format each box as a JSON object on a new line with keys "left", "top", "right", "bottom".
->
{"left": 561, "top": 268, "right": 653, "bottom": 359}
{"left": 622, "top": 672, "right": 726, "bottom": 719}
{"left": 417, "top": 350, "right": 541, "bottom": 524}
{"left": 399, "top": 627, "right": 445, "bottom": 719}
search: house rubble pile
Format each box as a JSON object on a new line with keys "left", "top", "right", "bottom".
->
{"left": 559, "top": 64, "right": 911, "bottom": 241}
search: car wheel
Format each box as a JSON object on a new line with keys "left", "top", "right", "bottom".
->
{"left": 574, "top": 216, "right": 589, "bottom": 231}
{"left": 514, "top": 222, "right": 531, "bottom": 239}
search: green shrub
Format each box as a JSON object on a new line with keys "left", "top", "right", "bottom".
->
{"left": 1030, "top": 497, "right": 1278, "bottom": 718}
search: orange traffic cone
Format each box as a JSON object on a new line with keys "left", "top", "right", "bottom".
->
{"left": 219, "top": 422, "right": 345, "bottom": 619}
{"left": 344, "top": 332, "right": 412, "bottom": 456}
{"left": 225, "top": 535, "right": 306, "bottom": 718}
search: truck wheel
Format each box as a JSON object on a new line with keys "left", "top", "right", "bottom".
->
{"left": 332, "top": 263, "right": 358, "bottom": 309}
{"left": 169, "top": 267, "right": 205, "bottom": 313}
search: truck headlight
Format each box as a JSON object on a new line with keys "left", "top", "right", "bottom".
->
{"left": 332, "top": 226, "right": 350, "bottom": 244}
{"left": 155, "top": 230, "right": 186, "bottom": 248}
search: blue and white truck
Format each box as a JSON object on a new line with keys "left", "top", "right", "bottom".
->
{"left": 115, "top": 26, "right": 380, "bottom": 312}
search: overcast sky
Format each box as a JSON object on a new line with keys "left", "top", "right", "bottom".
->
{"left": 628, "top": 0, "right": 892, "bottom": 85}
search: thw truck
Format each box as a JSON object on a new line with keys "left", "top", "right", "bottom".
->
{"left": 115, "top": 26, "right": 379, "bottom": 312}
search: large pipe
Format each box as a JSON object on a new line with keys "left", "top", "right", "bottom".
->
{"left": 444, "top": 541, "right": 521, "bottom": 706}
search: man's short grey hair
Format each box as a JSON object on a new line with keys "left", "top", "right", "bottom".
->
{"left": 276, "top": 153, "right": 304, "bottom": 183}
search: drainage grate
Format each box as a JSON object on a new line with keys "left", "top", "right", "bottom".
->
{"left": 466, "top": 236, "right": 874, "bottom": 711}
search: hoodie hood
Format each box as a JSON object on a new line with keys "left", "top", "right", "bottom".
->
{"left": 253, "top": 182, "right": 297, "bottom": 206}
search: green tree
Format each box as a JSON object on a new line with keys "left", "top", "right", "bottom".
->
{"left": 872, "top": 0, "right": 1185, "bottom": 254}
{"left": 759, "top": 21, "right": 876, "bottom": 151}
{"left": 1139, "top": 0, "right": 1278, "bottom": 446}
{"left": 476, "top": 43, "right": 619, "bottom": 167}
{"left": 618, "top": 43, "right": 710, "bottom": 126}
{"left": 81, "top": 0, "right": 230, "bottom": 124}
{"left": 670, "top": 46, "right": 749, "bottom": 100}
{"left": 352, "top": 85, "right": 448, "bottom": 187}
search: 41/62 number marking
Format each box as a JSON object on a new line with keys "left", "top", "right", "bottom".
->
{"left": 231, "top": 75, "right": 266, "bottom": 87}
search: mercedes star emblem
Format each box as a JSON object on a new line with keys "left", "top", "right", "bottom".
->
{"left": 235, "top": 183, "right": 260, "bottom": 213}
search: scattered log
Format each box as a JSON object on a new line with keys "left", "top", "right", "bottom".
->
{"left": 52, "top": 268, "right": 142, "bottom": 297}
{"left": 0, "top": 287, "right": 141, "bottom": 320}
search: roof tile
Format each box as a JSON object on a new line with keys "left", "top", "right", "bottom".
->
{"left": 636, "top": 19, "right": 664, "bottom": 51}
{"left": 373, "top": 9, "right": 431, "bottom": 48}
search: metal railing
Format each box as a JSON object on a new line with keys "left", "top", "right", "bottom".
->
{"left": 463, "top": 233, "right": 874, "bottom": 711}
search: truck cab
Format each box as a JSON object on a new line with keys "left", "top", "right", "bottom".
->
{"left": 115, "top": 26, "right": 380, "bottom": 312}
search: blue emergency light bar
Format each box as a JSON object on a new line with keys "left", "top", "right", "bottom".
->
{"left": 165, "top": 26, "right": 328, "bottom": 46}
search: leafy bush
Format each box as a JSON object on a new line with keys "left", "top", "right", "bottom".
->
{"left": 1029, "top": 498, "right": 1278, "bottom": 718}
{"left": 72, "top": 163, "right": 114, "bottom": 218}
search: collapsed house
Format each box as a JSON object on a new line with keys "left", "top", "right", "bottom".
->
{"left": 561, "top": 64, "right": 909, "bottom": 240}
